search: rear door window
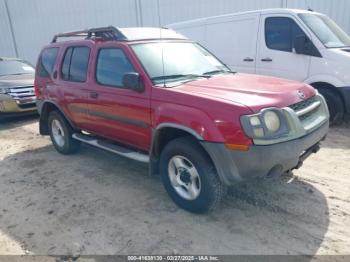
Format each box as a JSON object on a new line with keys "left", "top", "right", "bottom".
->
{"left": 61, "top": 46, "right": 90, "bottom": 82}
{"left": 37, "top": 47, "right": 59, "bottom": 77}
{"left": 265, "top": 17, "right": 306, "bottom": 52}
{"left": 61, "top": 47, "right": 73, "bottom": 80}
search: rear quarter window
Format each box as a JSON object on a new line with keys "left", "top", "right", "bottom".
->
{"left": 37, "top": 47, "right": 59, "bottom": 78}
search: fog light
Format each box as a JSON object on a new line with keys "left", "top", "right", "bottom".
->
{"left": 253, "top": 127, "right": 264, "bottom": 137}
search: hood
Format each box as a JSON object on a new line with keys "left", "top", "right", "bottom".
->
{"left": 0, "top": 74, "right": 34, "bottom": 88}
{"left": 175, "top": 73, "right": 316, "bottom": 112}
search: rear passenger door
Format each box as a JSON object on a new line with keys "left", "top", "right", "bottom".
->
{"left": 57, "top": 45, "right": 93, "bottom": 130}
{"left": 87, "top": 43, "right": 151, "bottom": 151}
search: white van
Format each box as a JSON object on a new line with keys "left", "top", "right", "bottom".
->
{"left": 168, "top": 9, "right": 350, "bottom": 124}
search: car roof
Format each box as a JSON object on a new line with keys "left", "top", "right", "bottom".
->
{"left": 49, "top": 26, "right": 187, "bottom": 46}
{"left": 119, "top": 27, "right": 187, "bottom": 41}
{"left": 167, "top": 8, "right": 323, "bottom": 28}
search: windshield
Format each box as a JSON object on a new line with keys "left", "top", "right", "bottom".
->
{"left": 299, "top": 13, "right": 350, "bottom": 48}
{"left": 0, "top": 60, "right": 35, "bottom": 76}
{"left": 131, "top": 42, "right": 230, "bottom": 86}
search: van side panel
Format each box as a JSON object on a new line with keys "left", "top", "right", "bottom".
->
{"left": 204, "top": 13, "right": 260, "bottom": 74}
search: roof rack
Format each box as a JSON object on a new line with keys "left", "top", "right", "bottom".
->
{"left": 51, "top": 26, "right": 127, "bottom": 43}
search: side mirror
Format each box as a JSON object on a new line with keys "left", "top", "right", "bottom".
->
{"left": 122, "top": 72, "right": 144, "bottom": 93}
{"left": 293, "top": 35, "right": 307, "bottom": 54}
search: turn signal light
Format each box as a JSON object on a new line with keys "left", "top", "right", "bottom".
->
{"left": 224, "top": 143, "right": 249, "bottom": 151}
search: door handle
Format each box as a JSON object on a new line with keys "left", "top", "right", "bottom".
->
{"left": 89, "top": 91, "right": 99, "bottom": 99}
{"left": 261, "top": 57, "right": 273, "bottom": 62}
{"left": 243, "top": 57, "right": 254, "bottom": 62}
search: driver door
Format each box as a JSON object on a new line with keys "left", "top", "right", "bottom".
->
{"left": 86, "top": 43, "right": 152, "bottom": 151}
{"left": 256, "top": 15, "right": 311, "bottom": 81}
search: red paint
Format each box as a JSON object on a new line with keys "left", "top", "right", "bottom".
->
{"left": 36, "top": 39, "right": 316, "bottom": 151}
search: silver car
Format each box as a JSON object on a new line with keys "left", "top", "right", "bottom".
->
{"left": 0, "top": 57, "right": 36, "bottom": 117}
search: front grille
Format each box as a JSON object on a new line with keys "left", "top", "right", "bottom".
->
{"left": 289, "top": 96, "right": 317, "bottom": 111}
{"left": 8, "top": 86, "right": 36, "bottom": 104}
{"left": 289, "top": 96, "right": 320, "bottom": 121}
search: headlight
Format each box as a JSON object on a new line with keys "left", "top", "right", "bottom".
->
{"left": 241, "top": 108, "right": 289, "bottom": 139}
{"left": 0, "top": 87, "right": 10, "bottom": 94}
{"left": 264, "top": 111, "right": 280, "bottom": 132}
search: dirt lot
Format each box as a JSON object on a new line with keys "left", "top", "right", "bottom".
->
{"left": 0, "top": 116, "right": 349, "bottom": 256}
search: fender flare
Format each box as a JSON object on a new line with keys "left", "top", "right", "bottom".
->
{"left": 37, "top": 100, "right": 77, "bottom": 134}
{"left": 149, "top": 123, "right": 205, "bottom": 176}
{"left": 154, "top": 123, "right": 204, "bottom": 140}
{"left": 304, "top": 75, "right": 344, "bottom": 88}
{"left": 150, "top": 122, "right": 204, "bottom": 157}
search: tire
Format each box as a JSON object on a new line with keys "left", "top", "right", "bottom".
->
{"left": 318, "top": 88, "right": 344, "bottom": 125}
{"left": 48, "top": 111, "right": 80, "bottom": 154}
{"left": 160, "top": 137, "right": 226, "bottom": 213}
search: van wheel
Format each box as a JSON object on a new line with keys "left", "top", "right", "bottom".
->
{"left": 48, "top": 111, "right": 80, "bottom": 154}
{"left": 318, "top": 88, "right": 344, "bottom": 125}
{"left": 160, "top": 137, "right": 226, "bottom": 213}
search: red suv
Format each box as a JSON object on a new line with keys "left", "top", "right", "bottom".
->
{"left": 35, "top": 27, "right": 329, "bottom": 213}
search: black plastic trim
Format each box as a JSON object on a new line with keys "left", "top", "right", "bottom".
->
{"left": 69, "top": 105, "right": 149, "bottom": 128}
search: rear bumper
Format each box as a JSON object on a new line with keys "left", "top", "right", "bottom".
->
{"left": 339, "top": 86, "right": 350, "bottom": 113}
{"left": 0, "top": 94, "right": 37, "bottom": 115}
{"left": 201, "top": 121, "right": 329, "bottom": 186}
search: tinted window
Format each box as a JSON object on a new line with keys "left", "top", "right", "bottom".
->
{"left": 131, "top": 42, "right": 228, "bottom": 86}
{"left": 37, "top": 48, "right": 58, "bottom": 77}
{"left": 299, "top": 13, "right": 350, "bottom": 48}
{"left": 61, "top": 46, "right": 90, "bottom": 82}
{"left": 61, "top": 47, "right": 73, "bottom": 80}
{"left": 265, "top": 17, "right": 306, "bottom": 52}
{"left": 96, "top": 48, "right": 135, "bottom": 87}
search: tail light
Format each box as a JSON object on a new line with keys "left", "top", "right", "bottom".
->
{"left": 34, "top": 79, "right": 41, "bottom": 98}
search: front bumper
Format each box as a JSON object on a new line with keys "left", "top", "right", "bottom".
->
{"left": 339, "top": 86, "right": 350, "bottom": 113}
{"left": 0, "top": 94, "right": 37, "bottom": 116}
{"left": 201, "top": 120, "right": 329, "bottom": 186}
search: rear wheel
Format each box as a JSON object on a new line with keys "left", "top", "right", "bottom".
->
{"left": 160, "top": 137, "right": 226, "bottom": 213}
{"left": 318, "top": 88, "right": 344, "bottom": 125}
{"left": 48, "top": 111, "right": 80, "bottom": 154}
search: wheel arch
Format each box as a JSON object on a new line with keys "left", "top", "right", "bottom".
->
{"left": 38, "top": 101, "right": 76, "bottom": 135}
{"left": 310, "top": 82, "right": 346, "bottom": 111}
{"left": 150, "top": 123, "right": 205, "bottom": 175}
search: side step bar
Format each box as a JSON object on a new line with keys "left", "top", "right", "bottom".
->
{"left": 72, "top": 133, "right": 150, "bottom": 163}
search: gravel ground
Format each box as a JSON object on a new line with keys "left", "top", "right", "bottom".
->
{"left": 0, "top": 115, "right": 349, "bottom": 256}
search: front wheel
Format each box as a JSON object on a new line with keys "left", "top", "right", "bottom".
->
{"left": 318, "top": 88, "right": 344, "bottom": 125}
{"left": 160, "top": 137, "right": 226, "bottom": 213}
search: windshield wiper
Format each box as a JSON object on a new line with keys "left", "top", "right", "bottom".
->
{"left": 203, "top": 69, "right": 233, "bottom": 75}
{"left": 151, "top": 74, "right": 211, "bottom": 81}
{"left": 9, "top": 73, "right": 29, "bottom": 75}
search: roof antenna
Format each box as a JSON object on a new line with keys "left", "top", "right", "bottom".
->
{"left": 304, "top": 0, "right": 313, "bottom": 11}
{"left": 157, "top": 0, "right": 166, "bottom": 88}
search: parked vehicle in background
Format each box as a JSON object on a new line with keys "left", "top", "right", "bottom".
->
{"left": 0, "top": 57, "right": 36, "bottom": 118}
{"left": 36, "top": 27, "right": 329, "bottom": 213}
{"left": 168, "top": 8, "right": 350, "bottom": 124}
